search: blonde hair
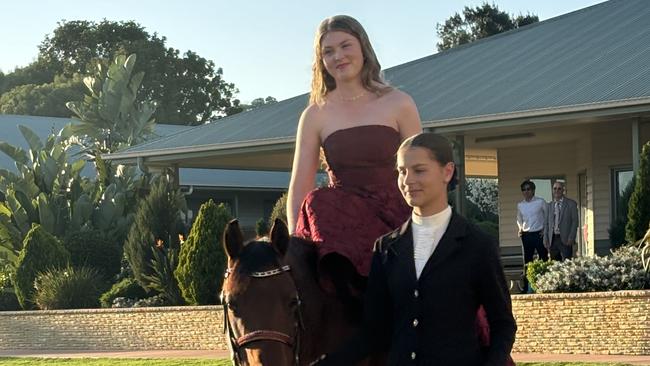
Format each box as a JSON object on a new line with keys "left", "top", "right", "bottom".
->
{"left": 309, "top": 15, "right": 392, "bottom": 105}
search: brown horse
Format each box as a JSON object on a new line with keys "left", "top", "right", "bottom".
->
{"left": 222, "top": 218, "right": 373, "bottom": 366}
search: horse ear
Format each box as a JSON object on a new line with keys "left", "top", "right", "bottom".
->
{"left": 269, "top": 218, "right": 290, "bottom": 256}
{"left": 224, "top": 219, "right": 244, "bottom": 259}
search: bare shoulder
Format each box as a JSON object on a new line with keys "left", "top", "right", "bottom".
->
{"left": 381, "top": 88, "right": 416, "bottom": 108}
{"left": 299, "top": 103, "right": 326, "bottom": 133}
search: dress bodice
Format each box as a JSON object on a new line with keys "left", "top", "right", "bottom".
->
{"left": 322, "top": 125, "right": 401, "bottom": 187}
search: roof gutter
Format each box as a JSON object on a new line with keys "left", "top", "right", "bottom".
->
{"left": 425, "top": 97, "right": 650, "bottom": 133}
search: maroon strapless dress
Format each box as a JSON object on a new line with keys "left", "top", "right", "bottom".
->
{"left": 294, "top": 125, "right": 411, "bottom": 277}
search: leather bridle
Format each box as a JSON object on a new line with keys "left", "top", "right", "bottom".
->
{"left": 221, "top": 264, "right": 305, "bottom": 366}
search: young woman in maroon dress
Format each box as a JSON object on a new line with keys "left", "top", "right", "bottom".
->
{"left": 287, "top": 15, "right": 422, "bottom": 309}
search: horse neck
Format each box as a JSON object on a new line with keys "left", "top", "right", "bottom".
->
{"left": 286, "top": 238, "right": 358, "bottom": 363}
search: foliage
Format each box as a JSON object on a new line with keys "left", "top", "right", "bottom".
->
{"left": 33, "top": 266, "right": 104, "bottom": 310}
{"left": 269, "top": 193, "right": 288, "bottom": 228}
{"left": 175, "top": 200, "right": 232, "bottom": 305}
{"left": 133, "top": 294, "right": 168, "bottom": 307}
{"left": 609, "top": 178, "right": 635, "bottom": 249}
{"left": 0, "top": 125, "right": 88, "bottom": 241}
{"left": 63, "top": 230, "right": 122, "bottom": 280}
{"left": 144, "top": 247, "right": 184, "bottom": 305}
{"left": 63, "top": 54, "right": 156, "bottom": 161}
{"left": 235, "top": 96, "right": 278, "bottom": 113}
{"left": 123, "top": 177, "right": 186, "bottom": 294}
{"left": 0, "top": 288, "right": 20, "bottom": 311}
{"left": 0, "top": 264, "right": 13, "bottom": 289}
{"left": 14, "top": 224, "right": 70, "bottom": 309}
{"left": 0, "top": 74, "right": 85, "bottom": 117}
{"left": 526, "top": 259, "right": 554, "bottom": 292}
{"left": 626, "top": 141, "right": 650, "bottom": 243}
{"left": 255, "top": 218, "right": 269, "bottom": 238}
{"left": 436, "top": 3, "right": 538, "bottom": 51}
{"left": 535, "top": 246, "right": 648, "bottom": 293}
{"left": 99, "top": 277, "right": 148, "bottom": 308}
{"left": 639, "top": 227, "right": 650, "bottom": 276}
{"left": 0, "top": 124, "right": 135, "bottom": 267}
{"left": 465, "top": 177, "right": 498, "bottom": 216}
{"left": 19, "top": 19, "right": 241, "bottom": 124}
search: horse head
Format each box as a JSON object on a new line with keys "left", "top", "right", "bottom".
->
{"left": 222, "top": 218, "right": 303, "bottom": 366}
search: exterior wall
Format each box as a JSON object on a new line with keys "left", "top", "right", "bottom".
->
{"left": 590, "top": 121, "right": 633, "bottom": 245}
{"left": 185, "top": 188, "right": 284, "bottom": 238}
{"left": 512, "top": 290, "right": 650, "bottom": 355}
{"left": 3, "top": 291, "right": 650, "bottom": 355}
{"left": 497, "top": 119, "right": 650, "bottom": 254}
{"left": 0, "top": 306, "right": 227, "bottom": 351}
{"left": 498, "top": 142, "right": 578, "bottom": 249}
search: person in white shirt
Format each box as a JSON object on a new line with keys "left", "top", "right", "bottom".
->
{"left": 516, "top": 180, "right": 549, "bottom": 292}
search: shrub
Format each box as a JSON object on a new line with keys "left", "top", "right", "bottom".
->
{"left": 63, "top": 229, "right": 122, "bottom": 280}
{"left": 99, "top": 277, "right": 148, "bottom": 308}
{"left": 14, "top": 224, "right": 69, "bottom": 309}
{"left": 0, "top": 288, "right": 20, "bottom": 311}
{"left": 133, "top": 294, "right": 167, "bottom": 307}
{"left": 33, "top": 266, "right": 104, "bottom": 310}
{"left": 626, "top": 141, "right": 650, "bottom": 243}
{"left": 255, "top": 218, "right": 269, "bottom": 238}
{"left": 526, "top": 259, "right": 554, "bottom": 292}
{"left": 175, "top": 200, "right": 232, "bottom": 305}
{"left": 123, "top": 177, "right": 186, "bottom": 292}
{"left": 535, "top": 246, "right": 648, "bottom": 293}
{"left": 0, "top": 264, "right": 13, "bottom": 289}
{"left": 269, "top": 193, "right": 287, "bottom": 228}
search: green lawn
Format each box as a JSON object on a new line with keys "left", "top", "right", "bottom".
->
{"left": 0, "top": 360, "right": 636, "bottom": 366}
{"left": 0, "top": 359, "right": 230, "bottom": 366}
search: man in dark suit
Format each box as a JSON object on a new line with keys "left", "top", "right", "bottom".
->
{"left": 313, "top": 133, "right": 516, "bottom": 366}
{"left": 544, "top": 181, "right": 579, "bottom": 261}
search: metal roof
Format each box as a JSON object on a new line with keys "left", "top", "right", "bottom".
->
{"left": 105, "top": 0, "right": 650, "bottom": 164}
{"left": 0, "top": 114, "right": 290, "bottom": 189}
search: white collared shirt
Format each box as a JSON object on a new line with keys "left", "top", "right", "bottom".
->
{"left": 516, "top": 196, "right": 546, "bottom": 233}
{"left": 411, "top": 206, "right": 452, "bottom": 279}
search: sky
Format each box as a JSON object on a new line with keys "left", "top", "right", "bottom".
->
{"left": 1, "top": 0, "right": 605, "bottom": 103}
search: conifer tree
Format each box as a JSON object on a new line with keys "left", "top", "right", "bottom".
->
{"left": 14, "top": 224, "right": 69, "bottom": 309}
{"left": 123, "top": 177, "right": 186, "bottom": 293}
{"left": 626, "top": 141, "right": 650, "bottom": 243}
{"left": 175, "top": 200, "right": 232, "bottom": 305}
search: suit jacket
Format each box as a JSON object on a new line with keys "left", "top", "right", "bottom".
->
{"left": 544, "top": 197, "right": 579, "bottom": 246}
{"left": 321, "top": 213, "right": 517, "bottom": 366}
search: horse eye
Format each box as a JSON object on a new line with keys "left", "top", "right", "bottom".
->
{"left": 289, "top": 298, "right": 300, "bottom": 309}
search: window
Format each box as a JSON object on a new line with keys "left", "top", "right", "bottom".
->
{"left": 611, "top": 167, "right": 634, "bottom": 221}
{"left": 529, "top": 176, "right": 565, "bottom": 202}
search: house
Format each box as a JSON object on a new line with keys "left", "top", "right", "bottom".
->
{"left": 0, "top": 114, "right": 286, "bottom": 236}
{"left": 104, "top": 0, "right": 650, "bottom": 257}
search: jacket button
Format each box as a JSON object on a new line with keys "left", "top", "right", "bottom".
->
{"left": 412, "top": 318, "right": 419, "bottom": 327}
{"left": 414, "top": 289, "right": 419, "bottom": 298}
{"left": 411, "top": 352, "right": 416, "bottom": 360}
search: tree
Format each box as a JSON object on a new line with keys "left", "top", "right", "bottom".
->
{"left": 0, "top": 74, "right": 84, "bottom": 117}
{"left": 123, "top": 177, "right": 186, "bottom": 294}
{"left": 175, "top": 199, "right": 232, "bottom": 305}
{"left": 235, "top": 96, "right": 278, "bottom": 113}
{"left": 436, "top": 3, "right": 539, "bottom": 51}
{"left": 626, "top": 142, "right": 650, "bottom": 243}
{"left": 33, "top": 20, "right": 240, "bottom": 124}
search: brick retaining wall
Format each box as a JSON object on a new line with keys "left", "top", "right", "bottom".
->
{"left": 511, "top": 290, "right": 650, "bottom": 355}
{"left": 0, "top": 306, "right": 226, "bottom": 351}
{"left": 1, "top": 290, "right": 649, "bottom": 354}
